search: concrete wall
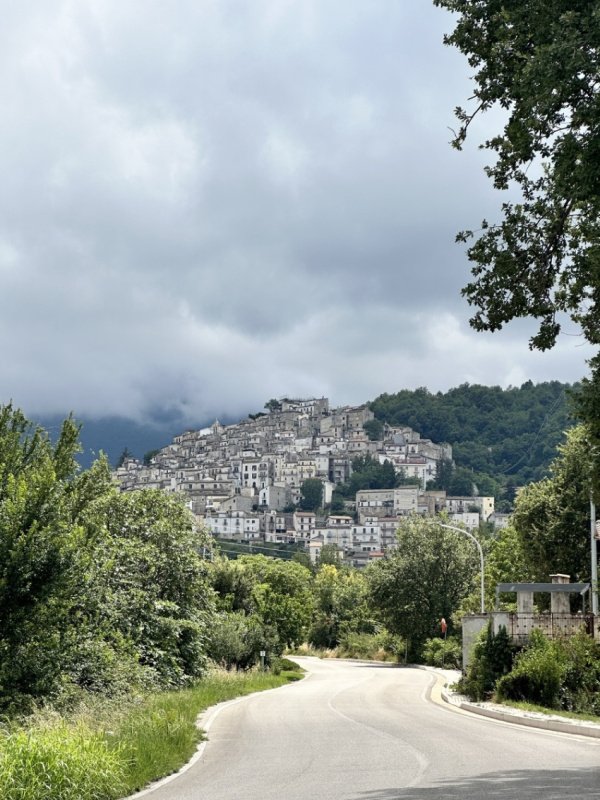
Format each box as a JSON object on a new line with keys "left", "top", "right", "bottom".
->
{"left": 462, "top": 615, "right": 488, "bottom": 670}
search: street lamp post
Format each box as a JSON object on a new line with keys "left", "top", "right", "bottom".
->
{"left": 591, "top": 496, "right": 598, "bottom": 616}
{"left": 438, "top": 522, "right": 485, "bottom": 614}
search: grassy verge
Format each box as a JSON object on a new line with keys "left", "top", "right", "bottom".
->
{"left": 496, "top": 699, "right": 600, "bottom": 724}
{"left": 0, "top": 666, "right": 303, "bottom": 800}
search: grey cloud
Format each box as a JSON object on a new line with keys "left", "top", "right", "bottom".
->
{"left": 0, "top": 2, "right": 592, "bottom": 423}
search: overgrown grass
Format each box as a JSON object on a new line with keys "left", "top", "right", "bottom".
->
{"left": 291, "top": 641, "right": 402, "bottom": 662}
{"left": 0, "top": 667, "right": 303, "bottom": 800}
{"left": 114, "top": 669, "right": 302, "bottom": 793}
{"left": 495, "top": 698, "right": 600, "bottom": 724}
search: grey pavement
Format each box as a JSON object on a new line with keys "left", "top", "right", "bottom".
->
{"left": 130, "top": 657, "right": 600, "bottom": 800}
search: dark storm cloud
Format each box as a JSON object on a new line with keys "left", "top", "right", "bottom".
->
{"left": 0, "top": 1, "right": 591, "bottom": 423}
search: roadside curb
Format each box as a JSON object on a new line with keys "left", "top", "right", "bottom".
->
{"left": 435, "top": 679, "right": 600, "bottom": 740}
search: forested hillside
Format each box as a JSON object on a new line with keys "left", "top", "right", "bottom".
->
{"left": 370, "top": 381, "right": 574, "bottom": 504}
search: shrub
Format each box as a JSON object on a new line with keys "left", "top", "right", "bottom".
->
{"left": 460, "top": 623, "right": 515, "bottom": 701}
{"left": 207, "top": 612, "right": 280, "bottom": 670}
{"left": 270, "top": 657, "right": 301, "bottom": 675}
{"left": 496, "top": 629, "right": 565, "bottom": 708}
{"left": 558, "top": 630, "right": 600, "bottom": 715}
{"left": 337, "top": 630, "right": 405, "bottom": 662}
{"left": 422, "top": 637, "right": 462, "bottom": 669}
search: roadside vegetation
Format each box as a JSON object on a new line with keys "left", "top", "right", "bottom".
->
{"left": 460, "top": 625, "right": 600, "bottom": 721}
{"left": 0, "top": 668, "right": 302, "bottom": 800}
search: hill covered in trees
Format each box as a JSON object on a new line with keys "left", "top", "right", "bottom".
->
{"left": 370, "top": 381, "right": 575, "bottom": 506}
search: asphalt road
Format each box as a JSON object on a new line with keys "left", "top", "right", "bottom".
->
{"left": 137, "top": 657, "right": 600, "bottom": 800}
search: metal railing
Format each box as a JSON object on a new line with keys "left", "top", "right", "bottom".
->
{"left": 508, "top": 613, "right": 594, "bottom": 642}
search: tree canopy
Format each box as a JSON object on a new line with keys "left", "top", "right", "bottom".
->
{"left": 366, "top": 516, "right": 479, "bottom": 659}
{"left": 0, "top": 404, "right": 215, "bottom": 710}
{"left": 434, "top": 0, "right": 600, "bottom": 493}
{"left": 299, "top": 478, "right": 324, "bottom": 511}
{"left": 371, "top": 381, "right": 572, "bottom": 504}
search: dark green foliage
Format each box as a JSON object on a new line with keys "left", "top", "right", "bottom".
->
{"left": 335, "top": 454, "right": 397, "bottom": 498}
{"left": 207, "top": 612, "right": 280, "bottom": 670}
{"left": 115, "top": 447, "right": 133, "bottom": 468}
{"left": 308, "top": 564, "right": 373, "bottom": 649}
{"left": 209, "top": 555, "right": 314, "bottom": 653}
{"left": 574, "top": 355, "right": 600, "bottom": 503}
{"left": 493, "top": 629, "right": 600, "bottom": 714}
{"left": 511, "top": 425, "right": 592, "bottom": 583}
{"left": 559, "top": 631, "right": 600, "bottom": 715}
{"left": 435, "top": 0, "right": 600, "bottom": 348}
{"left": 317, "top": 543, "right": 341, "bottom": 566}
{"left": 434, "top": 0, "right": 600, "bottom": 494}
{"left": 299, "top": 478, "right": 324, "bottom": 511}
{"left": 81, "top": 489, "right": 215, "bottom": 688}
{"left": 371, "top": 382, "right": 572, "bottom": 503}
{"left": 366, "top": 516, "right": 479, "bottom": 660}
{"left": 143, "top": 449, "right": 160, "bottom": 465}
{"left": 363, "top": 419, "right": 384, "bottom": 441}
{"left": 461, "top": 624, "right": 516, "bottom": 701}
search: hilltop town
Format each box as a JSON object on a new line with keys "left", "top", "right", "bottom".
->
{"left": 115, "top": 397, "right": 498, "bottom": 566}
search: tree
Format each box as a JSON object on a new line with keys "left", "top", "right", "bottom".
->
{"left": 366, "top": 516, "right": 479, "bottom": 659}
{"left": 363, "top": 419, "right": 384, "bottom": 441}
{"left": 80, "top": 488, "right": 216, "bottom": 687}
{"left": 308, "top": 564, "right": 373, "bottom": 649}
{"left": 234, "top": 555, "right": 315, "bottom": 648}
{"left": 511, "top": 425, "right": 592, "bottom": 584}
{"left": 0, "top": 406, "right": 86, "bottom": 707}
{"left": 116, "top": 447, "right": 133, "bottom": 468}
{"left": 435, "top": 0, "right": 600, "bottom": 492}
{"left": 143, "top": 448, "right": 160, "bottom": 465}
{"left": 264, "top": 399, "right": 282, "bottom": 413}
{"left": 299, "top": 478, "right": 324, "bottom": 511}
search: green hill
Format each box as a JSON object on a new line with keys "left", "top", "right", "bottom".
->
{"left": 370, "top": 381, "right": 575, "bottom": 509}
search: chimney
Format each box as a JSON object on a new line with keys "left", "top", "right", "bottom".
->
{"left": 550, "top": 574, "right": 570, "bottom": 614}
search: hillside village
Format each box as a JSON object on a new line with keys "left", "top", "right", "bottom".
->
{"left": 115, "top": 397, "right": 499, "bottom": 566}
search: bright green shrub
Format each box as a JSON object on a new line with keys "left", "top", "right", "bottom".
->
{"left": 558, "top": 631, "right": 600, "bottom": 715}
{"left": 422, "top": 636, "right": 462, "bottom": 669}
{"left": 496, "top": 629, "right": 565, "bottom": 708}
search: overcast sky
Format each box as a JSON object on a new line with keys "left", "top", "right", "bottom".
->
{"left": 0, "top": 1, "right": 593, "bottom": 426}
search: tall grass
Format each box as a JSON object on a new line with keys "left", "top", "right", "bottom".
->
{"left": 0, "top": 667, "right": 302, "bottom": 800}
{"left": 0, "top": 723, "right": 125, "bottom": 800}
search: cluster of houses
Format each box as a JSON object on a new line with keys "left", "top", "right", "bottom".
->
{"left": 115, "top": 397, "right": 501, "bottom": 567}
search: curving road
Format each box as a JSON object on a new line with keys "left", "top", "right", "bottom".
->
{"left": 138, "top": 657, "right": 600, "bottom": 800}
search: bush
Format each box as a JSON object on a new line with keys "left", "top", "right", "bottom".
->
{"left": 422, "top": 637, "right": 462, "bottom": 669}
{"left": 270, "top": 657, "right": 301, "bottom": 675}
{"left": 207, "top": 612, "right": 280, "bottom": 670}
{"left": 558, "top": 630, "right": 600, "bottom": 715}
{"left": 337, "top": 630, "right": 405, "bottom": 662}
{"left": 460, "top": 623, "right": 515, "bottom": 701}
{"left": 496, "top": 629, "right": 565, "bottom": 708}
